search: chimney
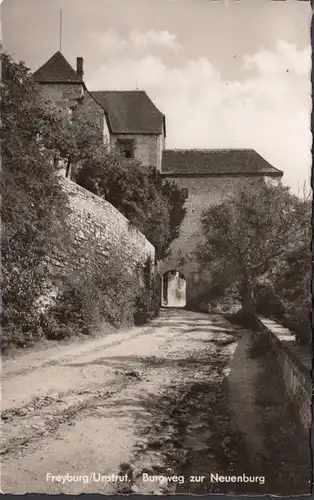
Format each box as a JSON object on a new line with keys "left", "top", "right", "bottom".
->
{"left": 76, "top": 57, "right": 84, "bottom": 80}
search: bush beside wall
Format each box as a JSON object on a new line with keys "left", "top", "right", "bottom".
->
{"left": 255, "top": 243, "right": 311, "bottom": 345}
{"left": 3, "top": 177, "right": 156, "bottom": 350}
{"left": 45, "top": 177, "right": 155, "bottom": 276}
{"left": 40, "top": 178, "right": 157, "bottom": 338}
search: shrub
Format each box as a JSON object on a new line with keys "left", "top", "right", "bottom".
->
{"left": 134, "top": 257, "right": 160, "bottom": 325}
{"left": 41, "top": 275, "right": 102, "bottom": 339}
{"left": 1, "top": 52, "right": 166, "bottom": 351}
{"left": 255, "top": 243, "right": 311, "bottom": 345}
{"left": 42, "top": 258, "right": 140, "bottom": 340}
{"left": 75, "top": 159, "right": 186, "bottom": 261}
{"left": 197, "top": 182, "right": 309, "bottom": 319}
{"left": 1, "top": 52, "right": 70, "bottom": 351}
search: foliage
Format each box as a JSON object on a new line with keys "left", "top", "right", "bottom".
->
{"left": 50, "top": 101, "right": 186, "bottom": 261}
{"left": 148, "top": 170, "right": 187, "bottom": 259}
{"left": 42, "top": 255, "right": 161, "bottom": 338}
{"left": 255, "top": 242, "right": 312, "bottom": 344}
{"left": 1, "top": 52, "right": 70, "bottom": 351}
{"left": 134, "top": 256, "right": 160, "bottom": 325}
{"left": 41, "top": 102, "right": 105, "bottom": 176}
{"left": 1, "top": 51, "right": 183, "bottom": 351}
{"left": 74, "top": 153, "right": 186, "bottom": 259}
{"left": 41, "top": 258, "right": 140, "bottom": 340}
{"left": 37, "top": 77, "right": 186, "bottom": 261}
{"left": 197, "top": 181, "right": 310, "bottom": 321}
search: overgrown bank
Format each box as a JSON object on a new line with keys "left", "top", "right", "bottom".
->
{"left": 194, "top": 182, "right": 311, "bottom": 345}
{"left": 1, "top": 52, "right": 70, "bottom": 350}
{"left": 40, "top": 256, "right": 159, "bottom": 343}
{"left": 2, "top": 52, "right": 183, "bottom": 352}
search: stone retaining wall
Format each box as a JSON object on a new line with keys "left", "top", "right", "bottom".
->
{"left": 258, "top": 317, "right": 312, "bottom": 433}
{"left": 44, "top": 177, "right": 155, "bottom": 282}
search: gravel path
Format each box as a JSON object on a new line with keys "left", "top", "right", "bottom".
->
{"left": 1, "top": 309, "right": 311, "bottom": 495}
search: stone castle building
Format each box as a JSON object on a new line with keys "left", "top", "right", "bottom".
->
{"left": 32, "top": 51, "right": 283, "bottom": 305}
{"left": 33, "top": 51, "right": 165, "bottom": 171}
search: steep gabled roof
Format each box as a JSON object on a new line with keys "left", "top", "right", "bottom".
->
{"left": 90, "top": 90, "right": 165, "bottom": 135}
{"left": 161, "top": 149, "right": 283, "bottom": 177}
{"left": 32, "top": 51, "right": 83, "bottom": 84}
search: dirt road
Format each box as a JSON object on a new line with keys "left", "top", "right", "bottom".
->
{"left": 1, "top": 309, "right": 311, "bottom": 495}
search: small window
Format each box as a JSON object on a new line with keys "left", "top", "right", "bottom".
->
{"left": 181, "top": 188, "right": 189, "bottom": 199}
{"left": 117, "top": 139, "right": 135, "bottom": 159}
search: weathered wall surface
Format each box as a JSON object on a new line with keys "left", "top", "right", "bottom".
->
{"left": 111, "top": 133, "right": 162, "bottom": 170}
{"left": 156, "top": 133, "right": 164, "bottom": 172}
{"left": 38, "top": 83, "right": 84, "bottom": 109}
{"left": 160, "top": 175, "right": 266, "bottom": 302}
{"left": 39, "top": 85, "right": 109, "bottom": 145}
{"left": 81, "top": 91, "right": 110, "bottom": 145}
{"left": 45, "top": 178, "right": 155, "bottom": 280}
{"left": 40, "top": 86, "right": 111, "bottom": 179}
{"left": 258, "top": 317, "right": 312, "bottom": 433}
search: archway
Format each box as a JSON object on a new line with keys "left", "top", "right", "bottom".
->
{"left": 161, "top": 270, "right": 187, "bottom": 308}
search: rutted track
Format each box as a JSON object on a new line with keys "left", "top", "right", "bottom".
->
{"left": 2, "top": 310, "right": 238, "bottom": 493}
{"left": 1, "top": 309, "right": 311, "bottom": 495}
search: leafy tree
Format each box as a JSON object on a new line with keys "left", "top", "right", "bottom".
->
{"left": 148, "top": 170, "right": 187, "bottom": 257}
{"left": 255, "top": 241, "right": 311, "bottom": 344}
{"left": 1, "top": 52, "right": 69, "bottom": 348}
{"left": 1, "top": 50, "right": 184, "bottom": 350}
{"left": 254, "top": 188, "right": 311, "bottom": 345}
{"left": 37, "top": 82, "right": 186, "bottom": 261}
{"left": 74, "top": 154, "right": 186, "bottom": 260}
{"left": 40, "top": 102, "right": 105, "bottom": 177}
{"left": 197, "top": 182, "right": 310, "bottom": 319}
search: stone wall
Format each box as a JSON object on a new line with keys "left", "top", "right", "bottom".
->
{"left": 159, "top": 174, "right": 266, "bottom": 301}
{"left": 45, "top": 177, "right": 155, "bottom": 282}
{"left": 111, "top": 133, "right": 162, "bottom": 171}
{"left": 81, "top": 91, "right": 110, "bottom": 145}
{"left": 258, "top": 317, "right": 312, "bottom": 433}
{"left": 38, "top": 82, "right": 84, "bottom": 109}
{"left": 157, "top": 133, "right": 164, "bottom": 172}
{"left": 38, "top": 84, "right": 110, "bottom": 145}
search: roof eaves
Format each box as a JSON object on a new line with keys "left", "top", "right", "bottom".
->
{"left": 161, "top": 171, "right": 283, "bottom": 178}
{"left": 37, "top": 79, "right": 87, "bottom": 89}
{"left": 141, "top": 92, "right": 166, "bottom": 135}
{"left": 32, "top": 51, "right": 84, "bottom": 85}
{"left": 250, "top": 150, "right": 283, "bottom": 175}
{"left": 111, "top": 130, "right": 162, "bottom": 135}
{"left": 163, "top": 148, "right": 255, "bottom": 153}
{"left": 90, "top": 90, "right": 164, "bottom": 135}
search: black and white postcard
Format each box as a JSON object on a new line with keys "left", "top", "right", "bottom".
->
{"left": 1, "top": 0, "right": 312, "bottom": 495}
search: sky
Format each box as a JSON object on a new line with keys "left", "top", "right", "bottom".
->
{"left": 1, "top": 0, "right": 312, "bottom": 194}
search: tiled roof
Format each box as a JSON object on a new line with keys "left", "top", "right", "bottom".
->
{"left": 161, "top": 149, "right": 283, "bottom": 177}
{"left": 32, "top": 51, "right": 83, "bottom": 84}
{"left": 90, "top": 90, "right": 164, "bottom": 134}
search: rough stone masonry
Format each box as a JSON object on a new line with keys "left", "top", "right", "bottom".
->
{"left": 44, "top": 177, "right": 155, "bottom": 287}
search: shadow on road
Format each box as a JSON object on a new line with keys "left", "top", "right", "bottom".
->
{"left": 91, "top": 330, "right": 311, "bottom": 496}
{"left": 63, "top": 312, "right": 311, "bottom": 496}
{"left": 65, "top": 354, "right": 224, "bottom": 369}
